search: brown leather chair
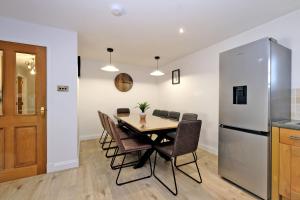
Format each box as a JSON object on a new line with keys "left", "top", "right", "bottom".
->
{"left": 107, "top": 117, "right": 152, "bottom": 186}
{"left": 168, "top": 111, "right": 180, "bottom": 121}
{"left": 98, "top": 111, "right": 130, "bottom": 154}
{"left": 182, "top": 113, "right": 198, "bottom": 121}
{"left": 97, "top": 111, "right": 111, "bottom": 149}
{"left": 102, "top": 113, "right": 131, "bottom": 158}
{"left": 153, "top": 120, "right": 202, "bottom": 195}
{"left": 158, "top": 110, "right": 169, "bottom": 118}
{"left": 97, "top": 111, "right": 105, "bottom": 143}
{"left": 117, "top": 108, "right": 130, "bottom": 114}
{"left": 116, "top": 108, "right": 130, "bottom": 128}
{"left": 152, "top": 109, "right": 160, "bottom": 116}
{"left": 166, "top": 113, "right": 198, "bottom": 139}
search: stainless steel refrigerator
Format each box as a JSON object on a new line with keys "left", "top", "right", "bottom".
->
{"left": 218, "top": 38, "right": 291, "bottom": 200}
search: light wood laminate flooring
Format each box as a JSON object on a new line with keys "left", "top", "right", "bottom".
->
{"left": 0, "top": 139, "right": 258, "bottom": 200}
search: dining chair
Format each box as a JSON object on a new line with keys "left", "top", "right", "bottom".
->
{"left": 152, "top": 109, "right": 161, "bottom": 116}
{"left": 98, "top": 111, "right": 129, "bottom": 154}
{"left": 99, "top": 112, "right": 116, "bottom": 151}
{"left": 158, "top": 110, "right": 169, "bottom": 118}
{"left": 97, "top": 111, "right": 105, "bottom": 144}
{"left": 102, "top": 113, "right": 131, "bottom": 158}
{"left": 153, "top": 120, "right": 202, "bottom": 195}
{"left": 182, "top": 113, "right": 198, "bottom": 121}
{"left": 116, "top": 108, "right": 130, "bottom": 128}
{"left": 107, "top": 117, "right": 153, "bottom": 186}
{"left": 97, "top": 111, "right": 112, "bottom": 149}
{"left": 166, "top": 112, "right": 198, "bottom": 139}
{"left": 117, "top": 108, "right": 130, "bottom": 114}
{"left": 168, "top": 111, "right": 180, "bottom": 121}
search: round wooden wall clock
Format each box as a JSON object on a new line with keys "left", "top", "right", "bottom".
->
{"left": 114, "top": 73, "right": 133, "bottom": 92}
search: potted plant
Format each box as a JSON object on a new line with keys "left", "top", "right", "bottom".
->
{"left": 136, "top": 101, "right": 150, "bottom": 121}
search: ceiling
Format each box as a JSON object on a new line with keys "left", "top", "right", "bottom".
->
{"left": 0, "top": 0, "right": 300, "bottom": 67}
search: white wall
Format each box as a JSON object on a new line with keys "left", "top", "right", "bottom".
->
{"left": 78, "top": 59, "right": 159, "bottom": 140}
{"left": 0, "top": 17, "right": 79, "bottom": 172}
{"left": 157, "top": 10, "right": 300, "bottom": 154}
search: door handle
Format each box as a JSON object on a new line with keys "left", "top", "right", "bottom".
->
{"left": 40, "top": 106, "right": 46, "bottom": 116}
{"left": 288, "top": 135, "right": 300, "bottom": 140}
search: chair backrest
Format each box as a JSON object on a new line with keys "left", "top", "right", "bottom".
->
{"left": 159, "top": 110, "right": 169, "bottom": 118}
{"left": 117, "top": 108, "right": 130, "bottom": 114}
{"left": 172, "top": 120, "right": 202, "bottom": 157}
{"left": 168, "top": 111, "right": 180, "bottom": 121}
{"left": 97, "top": 110, "right": 103, "bottom": 125}
{"left": 182, "top": 113, "right": 198, "bottom": 121}
{"left": 97, "top": 111, "right": 106, "bottom": 131}
{"left": 107, "top": 116, "right": 124, "bottom": 151}
{"left": 152, "top": 109, "right": 160, "bottom": 116}
{"left": 102, "top": 113, "right": 113, "bottom": 137}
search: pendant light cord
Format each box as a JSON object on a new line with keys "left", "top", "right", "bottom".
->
{"left": 110, "top": 52, "right": 112, "bottom": 64}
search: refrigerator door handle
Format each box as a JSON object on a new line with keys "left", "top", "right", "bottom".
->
{"left": 220, "top": 124, "right": 269, "bottom": 136}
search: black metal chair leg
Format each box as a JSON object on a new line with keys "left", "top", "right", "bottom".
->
{"left": 102, "top": 137, "right": 117, "bottom": 151}
{"left": 153, "top": 151, "right": 178, "bottom": 196}
{"left": 116, "top": 151, "right": 152, "bottom": 186}
{"left": 101, "top": 133, "right": 108, "bottom": 150}
{"left": 174, "top": 152, "right": 202, "bottom": 184}
{"left": 110, "top": 148, "right": 138, "bottom": 170}
{"left": 110, "top": 147, "right": 119, "bottom": 168}
{"left": 99, "top": 130, "right": 105, "bottom": 144}
{"left": 105, "top": 139, "right": 119, "bottom": 158}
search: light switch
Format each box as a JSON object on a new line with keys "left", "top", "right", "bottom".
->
{"left": 57, "top": 85, "right": 69, "bottom": 92}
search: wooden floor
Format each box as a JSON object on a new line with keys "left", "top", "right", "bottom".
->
{"left": 0, "top": 139, "right": 258, "bottom": 200}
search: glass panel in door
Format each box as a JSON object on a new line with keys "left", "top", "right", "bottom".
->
{"left": 15, "top": 53, "right": 36, "bottom": 115}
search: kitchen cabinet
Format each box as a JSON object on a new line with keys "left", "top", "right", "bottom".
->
{"left": 291, "top": 146, "right": 300, "bottom": 199}
{"left": 272, "top": 127, "right": 300, "bottom": 200}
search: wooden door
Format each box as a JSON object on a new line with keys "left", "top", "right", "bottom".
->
{"left": 0, "top": 40, "right": 46, "bottom": 182}
{"left": 291, "top": 146, "right": 300, "bottom": 200}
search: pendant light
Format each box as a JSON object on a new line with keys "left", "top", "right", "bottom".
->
{"left": 150, "top": 56, "right": 164, "bottom": 76}
{"left": 101, "top": 48, "right": 119, "bottom": 72}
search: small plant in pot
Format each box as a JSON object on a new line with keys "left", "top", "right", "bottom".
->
{"left": 136, "top": 101, "right": 150, "bottom": 121}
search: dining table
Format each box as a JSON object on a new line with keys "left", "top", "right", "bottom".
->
{"left": 114, "top": 113, "right": 179, "bottom": 168}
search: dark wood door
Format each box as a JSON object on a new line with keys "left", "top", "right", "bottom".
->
{"left": 0, "top": 40, "right": 46, "bottom": 182}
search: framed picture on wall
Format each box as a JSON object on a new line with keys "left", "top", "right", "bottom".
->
{"left": 172, "top": 69, "right": 180, "bottom": 84}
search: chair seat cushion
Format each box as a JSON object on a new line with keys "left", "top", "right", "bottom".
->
{"left": 154, "top": 141, "right": 174, "bottom": 157}
{"left": 120, "top": 139, "right": 152, "bottom": 153}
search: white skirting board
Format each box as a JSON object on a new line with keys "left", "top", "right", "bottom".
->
{"left": 79, "top": 134, "right": 100, "bottom": 141}
{"left": 47, "top": 159, "right": 79, "bottom": 173}
{"left": 198, "top": 143, "right": 218, "bottom": 155}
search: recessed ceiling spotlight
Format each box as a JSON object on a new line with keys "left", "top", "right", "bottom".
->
{"left": 179, "top": 27, "right": 185, "bottom": 34}
{"left": 111, "top": 4, "right": 125, "bottom": 16}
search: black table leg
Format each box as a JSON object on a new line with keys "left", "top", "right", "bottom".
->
{"left": 134, "top": 134, "right": 166, "bottom": 168}
{"left": 120, "top": 124, "right": 176, "bottom": 169}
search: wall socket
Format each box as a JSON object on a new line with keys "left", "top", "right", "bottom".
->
{"left": 57, "top": 85, "right": 69, "bottom": 92}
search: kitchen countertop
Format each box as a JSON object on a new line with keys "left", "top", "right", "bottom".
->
{"left": 272, "top": 120, "right": 300, "bottom": 130}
